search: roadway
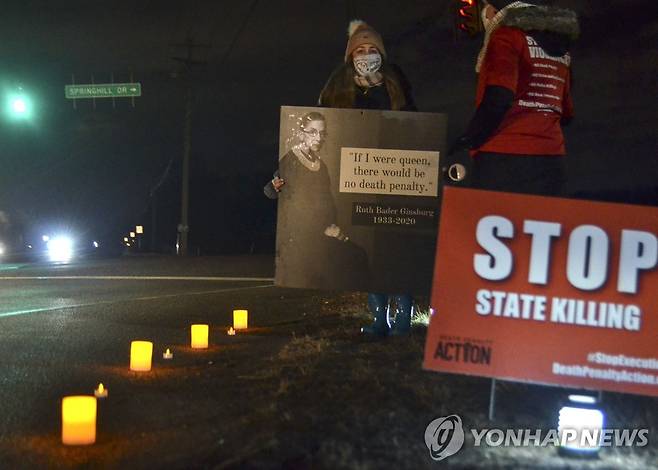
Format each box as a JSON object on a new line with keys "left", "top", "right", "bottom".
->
{"left": 0, "top": 255, "right": 306, "bottom": 468}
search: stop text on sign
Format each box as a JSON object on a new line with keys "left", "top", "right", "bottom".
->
{"left": 472, "top": 216, "right": 657, "bottom": 332}
{"left": 475, "top": 216, "right": 657, "bottom": 294}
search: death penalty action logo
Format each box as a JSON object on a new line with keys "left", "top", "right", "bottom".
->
{"left": 424, "top": 415, "right": 465, "bottom": 461}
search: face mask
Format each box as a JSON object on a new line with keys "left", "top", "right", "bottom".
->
{"left": 353, "top": 53, "right": 382, "bottom": 76}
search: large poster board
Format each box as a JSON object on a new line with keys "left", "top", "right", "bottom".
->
{"left": 424, "top": 187, "right": 658, "bottom": 397}
{"left": 275, "top": 106, "right": 446, "bottom": 294}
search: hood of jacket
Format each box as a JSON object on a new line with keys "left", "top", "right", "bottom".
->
{"left": 317, "top": 63, "right": 414, "bottom": 111}
{"left": 502, "top": 5, "right": 579, "bottom": 56}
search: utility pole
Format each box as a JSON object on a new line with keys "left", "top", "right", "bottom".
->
{"left": 170, "top": 36, "right": 210, "bottom": 256}
{"left": 150, "top": 190, "right": 157, "bottom": 251}
{"left": 179, "top": 84, "right": 192, "bottom": 256}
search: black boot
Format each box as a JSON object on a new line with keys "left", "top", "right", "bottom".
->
{"left": 361, "top": 293, "right": 390, "bottom": 336}
{"left": 390, "top": 294, "right": 413, "bottom": 336}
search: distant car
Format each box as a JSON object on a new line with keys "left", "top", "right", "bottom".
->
{"left": 11, "top": 231, "right": 122, "bottom": 263}
{"left": 0, "top": 217, "right": 124, "bottom": 263}
{"left": 25, "top": 234, "right": 110, "bottom": 263}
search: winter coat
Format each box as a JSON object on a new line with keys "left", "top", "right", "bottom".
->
{"left": 318, "top": 63, "right": 416, "bottom": 111}
{"left": 475, "top": 5, "right": 579, "bottom": 156}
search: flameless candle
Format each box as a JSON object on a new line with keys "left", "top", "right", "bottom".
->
{"left": 191, "top": 324, "right": 209, "bottom": 349}
{"left": 130, "top": 341, "right": 153, "bottom": 372}
{"left": 227, "top": 327, "right": 236, "bottom": 336}
{"left": 558, "top": 395, "right": 604, "bottom": 455}
{"left": 233, "top": 310, "right": 248, "bottom": 330}
{"left": 93, "top": 383, "right": 108, "bottom": 399}
{"left": 163, "top": 348, "right": 174, "bottom": 359}
{"left": 61, "top": 396, "right": 97, "bottom": 445}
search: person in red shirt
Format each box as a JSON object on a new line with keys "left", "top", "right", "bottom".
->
{"left": 451, "top": 0, "right": 580, "bottom": 196}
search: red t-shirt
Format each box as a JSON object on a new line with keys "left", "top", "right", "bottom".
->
{"left": 475, "top": 26, "right": 573, "bottom": 156}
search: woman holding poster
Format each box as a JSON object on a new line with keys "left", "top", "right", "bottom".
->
{"left": 320, "top": 20, "right": 417, "bottom": 337}
{"left": 265, "top": 20, "right": 418, "bottom": 336}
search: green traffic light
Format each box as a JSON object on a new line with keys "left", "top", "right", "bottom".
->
{"left": 11, "top": 97, "right": 27, "bottom": 114}
{"left": 5, "top": 85, "right": 33, "bottom": 120}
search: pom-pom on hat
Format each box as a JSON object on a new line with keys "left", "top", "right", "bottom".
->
{"left": 344, "top": 20, "right": 387, "bottom": 63}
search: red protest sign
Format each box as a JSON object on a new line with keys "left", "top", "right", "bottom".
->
{"left": 424, "top": 187, "right": 658, "bottom": 397}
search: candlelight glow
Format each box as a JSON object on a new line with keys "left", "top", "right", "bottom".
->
{"left": 94, "top": 383, "right": 108, "bottom": 398}
{"left": 233, "top": 310, "right": 248, "bottom": 330}
{"left": 61, "top": 396, "right": 97, "bottom": 445}
{"left": 130, "top": 341, "right": 153, "bottom": 371}
{"left": 191, "top": 324, "right": 209, "bottom": 349}
{"left": 227, "top": 327, "right": 236, "bottom": 336}
{"left": 163, "top": 348, "right": 173, "bottom": 359}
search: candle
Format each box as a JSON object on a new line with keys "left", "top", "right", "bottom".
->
{"left": 233, "top": 310, "right": 248, "bottom": 330}
{"left": 61, "top": 396, "right": 97, "bottom": 445}
{"left": 130, "top": 341, "right": 153, "bottom": 372}
{"left": 227, "top": 327, "right": 236, "bottom": 336}
{"left": 163, "top": 348, "right": 174, "bottom": 360}
{"left": 191, "top": 324, "right": 209, "bottom": 349}
{"left": 93, "top": 383, "right": 108, "bottom": 398}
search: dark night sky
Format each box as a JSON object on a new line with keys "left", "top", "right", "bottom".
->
{"left": 0, "top": 0, "right": 656, "bottom": 253}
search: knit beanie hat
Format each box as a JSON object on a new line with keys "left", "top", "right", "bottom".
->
{"left": 344, "top": 20, "right": 387, "bottom": 63}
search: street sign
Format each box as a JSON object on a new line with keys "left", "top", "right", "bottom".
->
{"left": 65, "top": 83, "right": 141, "bottom": 99}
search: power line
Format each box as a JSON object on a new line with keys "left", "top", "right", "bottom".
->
{"left": 150, "top": 1, "right": 259, "bottom": 254}
{"left": 217, "top": 0, "right": 259, "bottom": 69}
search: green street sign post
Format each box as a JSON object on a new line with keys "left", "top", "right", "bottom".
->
{"left": 65, "top": 83, "right": 141, "bottom": 99}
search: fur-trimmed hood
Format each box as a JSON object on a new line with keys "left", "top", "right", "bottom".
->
{"left": 502, "top": 5, "right": 579, "bottom": 56}
{"left": 317, "top": 63, "right": 415, "bottom": 111}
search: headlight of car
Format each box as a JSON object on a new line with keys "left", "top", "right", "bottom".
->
{"left": 47, "top": 236, "right": 74, "bottom": 262}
